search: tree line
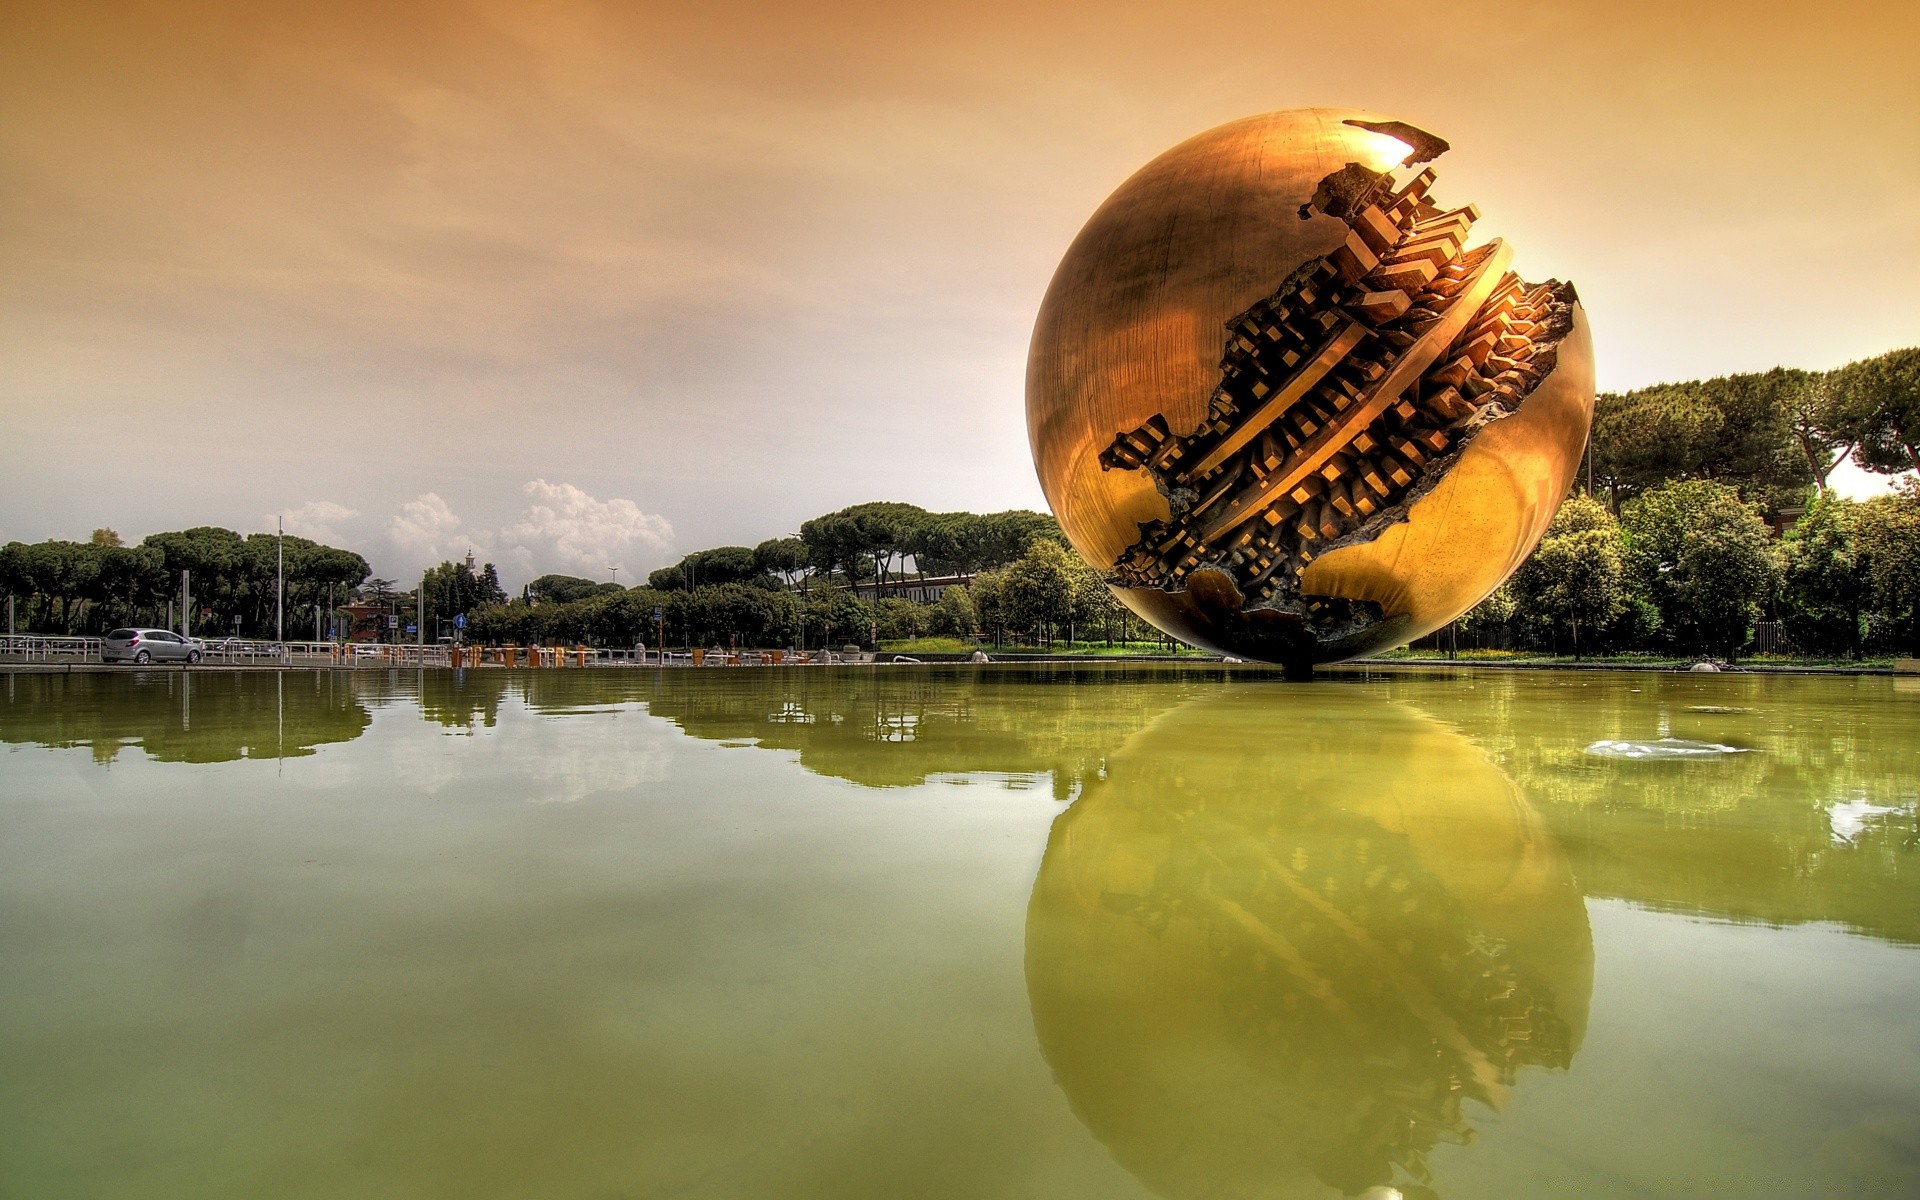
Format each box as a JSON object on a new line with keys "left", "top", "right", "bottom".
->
{"left": 1456, "top": 482, "right": 1919, "bottom": 661}
{"left": 459, "top": 502, "right": 1160, "bottom": 651}
{"left": 1, "top": 527, "right": 370, "bottom": 638}
{"left": 1480, "top": 344, "right": 1920, "bottom": 660}
{"left": 1590, "top": 346, "right": 1917, "bottom": 511}
{"left": 636, "top": 505, "right": 1062, "bottom": 594}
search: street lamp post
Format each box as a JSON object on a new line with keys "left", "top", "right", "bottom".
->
{"left": 276, "top": 515, "right": 285, "bottom": 649}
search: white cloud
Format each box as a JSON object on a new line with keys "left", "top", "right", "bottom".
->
{"left": 499, "top": 479, "right": 674, "bottom": 578}
{"left": 277, "top": 500, "right": 360, "bottom": 544}
{"left": 385, "top": 492, "right": 475, "bottom": 576}
{"left": 376, "top": 483, "right": 673, "bottom": 583}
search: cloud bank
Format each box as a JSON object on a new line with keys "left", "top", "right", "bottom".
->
{"left": 337, "top": 481, "right": 676, "bottom": 584}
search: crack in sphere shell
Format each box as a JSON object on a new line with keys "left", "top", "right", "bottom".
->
{"left": 1025, "top": 108, "right": 1596, "bottom": 670}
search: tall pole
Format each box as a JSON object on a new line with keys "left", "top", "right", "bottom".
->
{"left": 180, "top": 569, "right": 190, "bottom": 637}
{"left": 276, "top": 515, "right": 285, "bottom": 647}
{"left": 417, "top": 572, "right": 426, "bottom": 648}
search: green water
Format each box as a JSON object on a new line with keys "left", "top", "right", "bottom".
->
{"left": 2, "top": 665, "right": 1916, "bottom": 1199}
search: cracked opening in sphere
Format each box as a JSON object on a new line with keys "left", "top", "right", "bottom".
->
{"left": 1097, "top": 149, "right": 1578, "bottom": 649}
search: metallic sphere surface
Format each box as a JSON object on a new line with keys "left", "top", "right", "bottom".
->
{"left": 1026, "top": 108, "right": 1595, "bottom": 668}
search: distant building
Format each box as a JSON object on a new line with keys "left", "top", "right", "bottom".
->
{"left": 1768, "top": 505, "right": 1806, "bottom": 539}
{"left": 341, "top": 599, "right": 402, "bottom": 643}
{"left": 850, "top": 574, "right": 972, "bottom": 605}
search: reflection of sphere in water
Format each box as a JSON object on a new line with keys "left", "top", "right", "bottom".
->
{"left": 1025, "top": 690, "right": 1591, "bottom": 1199}
{"left": 1026, "top": 109, "right": 1595, "bottom": 669}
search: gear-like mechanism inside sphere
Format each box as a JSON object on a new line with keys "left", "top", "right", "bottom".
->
{"left": 1099, "top": 136, "right": 1578, "bottom": 644}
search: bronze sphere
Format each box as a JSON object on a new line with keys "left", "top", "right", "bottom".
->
{"left": 1026, "top": 109, "right": 1595, "bottom": 671}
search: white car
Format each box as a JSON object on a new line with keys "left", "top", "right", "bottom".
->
{"left": 102, "top": 628, "right": 205, "bottom": 665}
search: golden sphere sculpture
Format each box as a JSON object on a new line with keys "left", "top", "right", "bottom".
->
{"left": 1026, "top": 109, "right": 1595, "bottom": 672}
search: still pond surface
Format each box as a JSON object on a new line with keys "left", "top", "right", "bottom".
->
{"left": 2, "top": 665, "right": 1917, "bottom": 1199}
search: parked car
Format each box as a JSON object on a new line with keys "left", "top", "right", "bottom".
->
{"left": 102, "top": 628, "right": 205, "bottom": 665}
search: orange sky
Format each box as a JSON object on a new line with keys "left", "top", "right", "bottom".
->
{"left": 3, "top": 0, "right": 1915, "bottom": 579}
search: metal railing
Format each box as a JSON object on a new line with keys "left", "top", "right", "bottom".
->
{"left": 0, "top": 633, "right": 871, "bottom": 668}
{"left": 451, "top": 647, "right": 860, "bottom": 667}
{"left": 0, "top": 634, "right": 102, "bottom": 660}
{"left": 199, "top": 638, "right": 344, "bottom": 664}
{"left": 342, "top": 643, "right": 451, "bottom": 667}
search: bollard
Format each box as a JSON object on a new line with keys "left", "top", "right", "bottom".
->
{"left": 576, "top": 647, "right": 587, "bottom": 667}
{"left": 692, "top": 648, "right": 705, "bottom": 666}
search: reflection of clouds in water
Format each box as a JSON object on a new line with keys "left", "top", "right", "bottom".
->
{"left": 1828, "top": 798, "right": 1909, "bottom": 845}
{"left": 1585, "top": 738, "right": 1751, "bottom": 760}
{"left": 318, "top": 692, "right": 674, "bottom": 805}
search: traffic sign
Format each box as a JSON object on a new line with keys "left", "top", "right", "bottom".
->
{"left": 454, "top": 613, "right": 467, "bottom": 629}
{"left": 405, "top": 624, "right": 417, "bottom": 634}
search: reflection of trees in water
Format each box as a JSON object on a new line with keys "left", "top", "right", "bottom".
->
{"left": 351, "top": 668, "right": 587, "bottom": 731}
{"left": 636, "top": 662, "right": 1918, "bottom": 948}
{"left": 0, "top": 670, "right": 370, "bottom": 763}
{"left": 17, "top": 664, "right": 1908, "bottom": 949}
{"left": 1025, "top": 689, "right": 1591, "bottom": 1200}
{"left": 1390, "top": 671, "right": 1920, "bottom": 945}
{"left": 416, "top": 669, "right": 510, "bottom": 730}
{"left": 637, "top": 665, "right": 1231, "bottom": 792}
